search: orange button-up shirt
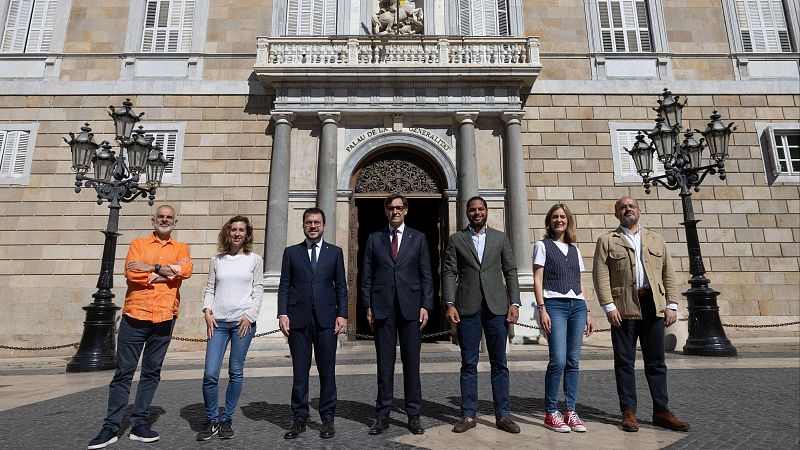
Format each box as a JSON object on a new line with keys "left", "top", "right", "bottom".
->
{"left": 123, "top": 233, "right": 193, "bottom": 323}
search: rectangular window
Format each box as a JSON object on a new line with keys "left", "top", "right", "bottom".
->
{"left": 285, "top": 0, "right": 336, "bottom": 36}
{"left": 0, "top": 124, "right": 37, "bottom": 185}
{"left": 597, "top": 0, "right": 652, "bottom": 52}
{"left": 610, "top": 126, "right": 664, "bottom": 184}
{"left": 735, "top": 0, "right": 792, "bottom": 52}
{"left": 764, "top": 127, "right": 800, "bottom": 176}
{"left": 1, "top": 0, "right": 57, "bottom": 53}
{"left": 458, "top": 0, "right": 510, "bottom": 36}
{"left": 141, "top": 0, "right": 195, "bottom": 53}
{"left": 143, "top": 123, "right": 186, "bottom": 185}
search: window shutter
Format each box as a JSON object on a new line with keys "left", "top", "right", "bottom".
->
{"left": 147, "top": 131, "right": 177, "bottom": 178}
{"left": 286, "top": 0, "right": 298, "bottom": 35}
{"left": 0, "top": 130, "right": 29, "bottom": 178}
{"left": 24, "top": 0, "right": 57, "bottom": 52}
{"left": 497, "top": 0, "right": 509, "bottom": 36}
{"left": 763, "top": 126, "right": 782, "bottom": 176}
{"left": 311, "top": 0, "right": 323, "bottom": 35}
{"left": 141, "top": 0, "right": 193, "bottom": 53}
{"left": 735, "top": 0, "right": 753, "bottom": 51}
{"left": 1, "top": 0, "right": 34, "bottom": 52}
{"left": 0, "top": 132, "right": 9, "bottom": 176}
{"left": 483, "top": 0, "right": 498, "bottom": 35}
{"left": 179, "top": 0, "right": 195, "bottom": 52}
{"left": 324, "top": 0, "right": 336, "bottom": 34}
{"left": 618, "top": 130, "right": 636, "bottom": 176}
{"left": 598, "top": 0, "right": 650, "bottom": 53}
{"left": 458, "top": 0, "right": 473, "bottom": 35}
{"left": 737, "top": 0, "right": 791, "bottom": 53}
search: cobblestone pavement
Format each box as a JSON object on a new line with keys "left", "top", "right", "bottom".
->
{"left": 0, "top": 341, "right": 798, "bottom": 449}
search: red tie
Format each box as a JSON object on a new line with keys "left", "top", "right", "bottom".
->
{"left": 392, "top": 228, "right": 398, "bottom": 260}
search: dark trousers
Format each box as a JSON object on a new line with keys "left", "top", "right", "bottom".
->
{"left": 287, "top": 311, "right": 338, "bottom": 422}
{"left": 457, "top": 302, "right": 510, "bottom": 419}
{"left": 104, "top": 315, "right": 175, "bottom": 432}
{"left": 373, "top": 300, "right": 422, "bottom": 419}
{"left": 610, "top": 292, "right": 669, "bottom": 414}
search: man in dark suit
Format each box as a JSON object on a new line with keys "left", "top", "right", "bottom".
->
{"left": 361, "top": 193, "right": 434, "bottom": 436}
{"left": 443, "top": 196, "right": 521, "bottom": 434}
{"left": 278, "top": 207, "right": 348, "bottom": 440}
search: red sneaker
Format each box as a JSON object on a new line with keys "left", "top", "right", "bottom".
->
{"left": 544, "top": 411, "right": 571, "bottom": 433}
{"left": 565, "top": 410, "right": 587, "bottom": 432}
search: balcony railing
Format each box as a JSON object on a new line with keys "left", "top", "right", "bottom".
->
{"left": 254, "top": 36, "right": 541, "bottom": 89}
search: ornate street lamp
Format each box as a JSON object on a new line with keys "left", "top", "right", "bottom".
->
{"left": 63, "top": 98, "right": 169, "bottom": 372}
{"left": 626, "top": 88, "right": 738, "bottom": 357}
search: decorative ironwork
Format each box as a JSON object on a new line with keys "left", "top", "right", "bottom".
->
{"left": 354, "top": 153, "right": 441, "bottom": 193}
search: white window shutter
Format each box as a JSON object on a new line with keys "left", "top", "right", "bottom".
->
{"left": 141, "top": 0, "right": 193, "bottom": 53}
{"left": 0, "top": 130, "right": 29, "bottom": 178}
{"left": 458, "top": 0, "right": 473, "bottom": 35}
{"left": 618, "top": 130, "right": 636, "bottom": 176}
{"left": 0, "top": 131, "right": 9, "bottom": 176}
{"left": 179, "top": 0, "right": 195, "bottom": 52}
{"left": 763, "top": 126, "right": 783, "bottom": 176}
{"left": 483, "top": 0, "right": 498, "bottom": 35}
{"left": 497, "top": 0, "right": 509, "bottom": 36}
{"left": 1, "top": 0, "right": 34, "bottom": 52}
{"left": 12, "top": 131, "right": 29, "bottom": 175}
{"left": 324, "top": 0, "right": 336, "bottom": 34}
{"left": 24, "top": 0, "right": 57, "bottom": 52}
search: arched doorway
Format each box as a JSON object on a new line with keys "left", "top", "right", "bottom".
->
{"left": 347, "top": 147, "right": 450, "bottom": 342}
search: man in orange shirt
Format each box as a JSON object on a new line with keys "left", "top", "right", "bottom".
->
{"left": 88, "top": 205, "right": 192, "bottom": 449}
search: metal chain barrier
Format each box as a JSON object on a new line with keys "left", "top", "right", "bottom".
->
{"left": 2, "top": 320, "right": 799, "bottom": 351}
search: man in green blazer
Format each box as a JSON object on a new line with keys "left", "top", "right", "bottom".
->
{"left": 443, "top": 196, "right": 521, "bottom": 434}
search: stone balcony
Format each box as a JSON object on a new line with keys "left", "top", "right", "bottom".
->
{"left": 254, "top": 35, "right": 541, "bottom": 92}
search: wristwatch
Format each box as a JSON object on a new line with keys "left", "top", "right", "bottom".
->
{"left": 536, "top": 304, "right": 546, "bottom": 310}
{"left": 153, "top": 263, "right": 161, "bottom": 274}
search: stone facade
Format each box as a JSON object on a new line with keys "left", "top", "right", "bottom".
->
{"left": 0, "top": 0, "right": 797, "bottom": 355}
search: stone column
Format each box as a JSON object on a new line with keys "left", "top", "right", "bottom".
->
{"left": 502, "top": 111, "right": 537, "bottom": 343}
{"left": 265, "top": 111, "right": 295, "bottom": 274}
{"left": 455, "top": 111, "right": 479, "bottom": 229}
{"left": 316, "top": 111, "right": 340, "bottom": 244}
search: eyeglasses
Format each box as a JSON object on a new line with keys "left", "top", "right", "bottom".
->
{"left": 386, "top": 206, "right": 406, "bottom": 212}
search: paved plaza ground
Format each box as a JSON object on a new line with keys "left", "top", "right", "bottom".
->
{"left": 0, "top": 336, "right": 798, "bottom": 449}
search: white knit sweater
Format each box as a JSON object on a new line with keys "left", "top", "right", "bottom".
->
{"left": 202, "top": 252, "right": 264, "bottom": 322}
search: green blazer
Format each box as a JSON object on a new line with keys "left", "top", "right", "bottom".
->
{"left": 442, "top": 226, "right": 520, "bottom": 316}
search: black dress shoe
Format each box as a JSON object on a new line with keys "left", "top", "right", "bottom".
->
{"left": 320, "top": 419, "right": 335, "bottom": 439}
{"left": 368, "top": 419, "right": 389, "bottom": 435}
{"left": 284, "top": 420, "right": 306, "bottom": 439}
{"left": 408, "top": 415, "right": 424, "bottom": 435}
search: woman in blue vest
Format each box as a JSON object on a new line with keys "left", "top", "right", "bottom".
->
{"left": 533, "top": 203, "right": 594, "bottom": 432}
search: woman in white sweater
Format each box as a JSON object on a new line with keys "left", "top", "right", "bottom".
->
{"left": 196, "top": 215, "right": 263, "bottom": 441}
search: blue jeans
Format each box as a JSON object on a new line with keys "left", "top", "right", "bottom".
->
{"left": 544, "top": 298, "right": 587, "bottom": 413}
{"left": 104, "top": 315, "right": 175, "bottom": 432}
{"left": 202, "top": 320, "right": 256, "bottom": 423}
{"left": 457, "top": 303, "right": 510, "bottom": 419}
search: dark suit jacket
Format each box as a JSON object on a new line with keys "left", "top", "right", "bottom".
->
{"left": 277, "top": 240, "right": 348, "bottom": 329}
{"left": 442, "top": 226, "right": 520, "bottom": 316}
{"left": 360, "top": 225, "right": 434, "bottom": 321}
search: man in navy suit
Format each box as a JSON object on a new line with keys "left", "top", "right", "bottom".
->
{"left": 278, "top": 207, "right": 348, "bottom": 440}
{"left": 361, "top": 193, "right": 434, "bottom": 436}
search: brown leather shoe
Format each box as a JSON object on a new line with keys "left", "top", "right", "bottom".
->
{"left": 653, "top": 411, "right": 690, "bottom": 432}
{"left": 452, "top": 417, "right": 476, "bottom": 433}
{"left": 496, "top": 416, "right": 520, "bottom": 434}
{"left": 621, "top": 410, "right": 639, "bottom": 432}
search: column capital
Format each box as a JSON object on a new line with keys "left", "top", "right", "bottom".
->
{"left": 500, "top": 111, "right": 525, "bottom": 125}
{"left": 454, "top": 111, "right": 479, "bottom": 124}
{"left": 270, "top": 110, "right": 295, "bottom": 124}
{"left": 318, "top": 111, "right": 341, "bottom": 124}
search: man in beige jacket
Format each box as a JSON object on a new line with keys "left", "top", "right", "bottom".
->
{"left": 592, "top": 196, "right": 689, "bottom": 433}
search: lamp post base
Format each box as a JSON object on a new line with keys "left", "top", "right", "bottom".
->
{"left": 66, "top": 301, "right": 120, "bottom": 373}
{"left": 682, "top": 286, "right": 737, "bottom": 357}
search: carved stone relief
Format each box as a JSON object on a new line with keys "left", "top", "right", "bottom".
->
{"left": 373, "top": 0, "right": 424, "bottom": 35}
